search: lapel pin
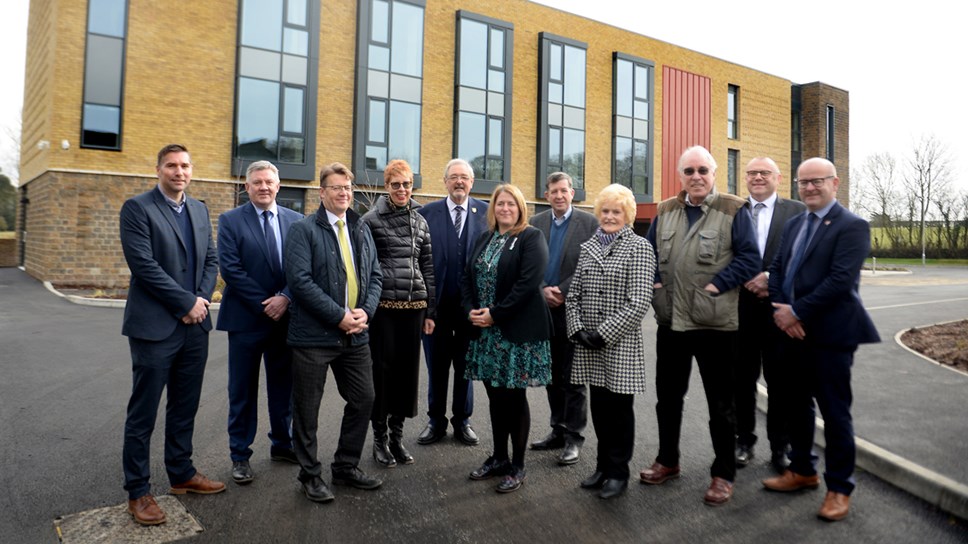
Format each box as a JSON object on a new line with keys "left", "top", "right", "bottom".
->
{"left": 471, "top": 207, "right": 477, "bottom": 214}
{"left": 824, "top": 220, "right": 831, "bottom": 226}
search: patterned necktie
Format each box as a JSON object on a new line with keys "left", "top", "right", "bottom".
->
{"left": 782, "top": 213, "right": 818, "bottom": 300}
{"left": 454, "top": 205, "right": 464, "bottom": 236}
{"left": 337, "top": 219, "right": 358, "bottom": 308}
{"left": 263, "top": 210, "right": 282, "bottom": 277}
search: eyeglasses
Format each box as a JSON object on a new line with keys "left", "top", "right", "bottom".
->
{"left": 447, "top": 174, "right": 472, "bottom": 182}
{"left": 324, "top": 184, "right": 354, "bottom": 193}
{"left": 388, "top": 181, "right": 413, "bottom": 190}
{"left": 746, "top": 170, "right": 775, "bottom": 178}
{"left": 794, "top": 176, "right": 834, "bottom": 188}
{"left": 682, "top": 167, "right": 710, "bottom": 176}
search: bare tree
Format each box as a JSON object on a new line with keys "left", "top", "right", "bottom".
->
{"left": 852, "top": 152, "right": 904, "bottom": 250}
{"left": 903, "top": 135, "right": 951, "bottom": 263}
{"left": 0, "top": 116, "right": 21, "bottom": 184}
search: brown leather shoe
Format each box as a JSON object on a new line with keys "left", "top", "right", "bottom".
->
{"left": 127, "top": 494, "right": 166, "bottom": 526}
{"left": 169, "top": 472, "right": 226, "bottom": 495}
{"left": 639, "top": 461, "right": 681, "bottom": 485}
{"left": 818, "top": 491, "right": 850, "bottom": 521}
{"left": 703, "top": 477, "right": 734, "bottom": 506}
{"left": 762, "top": 470, "right": 821, "bottom": 492}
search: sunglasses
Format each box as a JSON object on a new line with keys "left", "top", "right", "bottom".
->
{"left": 682, "top": 166, "right": 710, "bottom": 176}
{"left": 388, "top": 181, "right": 413, "bottom": 190}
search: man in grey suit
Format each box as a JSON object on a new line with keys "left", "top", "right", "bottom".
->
{"left": 734, "top": 157, "right": 805, "bottom": 472}
{"left": 119, "top": 144, "right": 224, "bottom": 526}
{"left": 529, "top": 172, "right": 599, "bottom": 465}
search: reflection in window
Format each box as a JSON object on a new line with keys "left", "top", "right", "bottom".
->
{"left": 728, "top": 84, "right": 739, "bottom": 139}
{"left": 455, "top": 12, "right": 513, "bottom": 185}
{"left": 727, "top": 149, "right": 738, "bottom": 194}
{"left": 612, "top": 53, "right": 653, "bottom": 199}
{"left": 238, "top": 185, "right": 305, "bottom": 214}
{"left": 81, "top": 0, "right": 127, "bottom": 149}
{"left": 539, "top": 34, "right": 586, "bottom": 194}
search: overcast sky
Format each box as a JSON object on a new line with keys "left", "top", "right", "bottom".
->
{"left": 2, "top": 0, "right": 964, "bottom": 187}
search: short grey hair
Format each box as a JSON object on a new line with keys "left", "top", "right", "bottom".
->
{"left": 245, "top": 160, "right": 279, "bottom": 181}
{"left": 443, "top": 158, "right": 474, "bottom": 179}
{"left": 677, "top": 145, "right": 717, "bottom": 173}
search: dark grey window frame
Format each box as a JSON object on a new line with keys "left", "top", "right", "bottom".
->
{"left": 352, "top": 0, "right": 427, "bottom": 190}
{"left": 453, "top": 10, "right": 513, "bottom": 197}
{"left": 611, "top": 52, "right": 654, "bottom": 204}
{"left": 826, "top": 104, "right": 835, "bottom": 161}
{"left": 80, "top": 0, "right": 128, "bottom": 151}
{"left": 537, "top": 32, "right": 587, "bottom": 201}
{"left": 230, "top": 0, "right": 320, "bottom": 181}
{"left": 727, "top": 148, "right": 739, "bottom": 195}
{"left": 727, "top": 84, "right": 739, "bottom": 140}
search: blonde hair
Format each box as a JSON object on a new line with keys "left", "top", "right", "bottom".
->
{"left": 594, "top": 184, "right": 637, "bottom": 226}
{"left": 486, "top": 184, "right": 529, "bottom": 236}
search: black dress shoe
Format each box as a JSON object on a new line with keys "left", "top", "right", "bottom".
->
{"left": 417, "top": 423, "right": 445, "bottom": 445}
{"left": 496, "top": 466, "right": 527, "bottom": 493}
{"left": 530, "top": 432, "right": 565, "bottom": 451}
{"left": 558, "top": 443, "right": 580, "bottom": 465}
{"left": 332, "top": 467, "right": 383, "bottom": 490}
{"left": 736, "top": 444, "right": 754, "bottom": 468}
{"left": 302, "top": 477, "right": 335, "bottom": 503}
{"left": 231, "top": 460, "right": 254, "bottom": 484}
{"left": 599, "top": 478, "right": 628, "bottom": 499}
{"left": 270, "top": 447, "right": 299, "bottom": 464}
{"left": 469, "top": 456, "right": 511, "bottom": 480}
{"left": 457, "top": 424, "right": 479, "bottom": 445}
{"left": 580, "top": 471, "right": 606, "bottom": 490}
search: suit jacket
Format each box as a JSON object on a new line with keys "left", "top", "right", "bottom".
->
{"left": 120, "top": 186, "right": 218, "bottom": 341}
{"left": 418, "top": 196, "right": 488, "bottom": 303}
{"left": 754, "top": 196, "right": 807, "bottom": 273}
{"left": 461, "top": 226, "right": 552, "bottom": 344}
{"left": 768, "top": 202, "right": 880, "bottom": 349}
{"left": 529, "top": 207, "right": 599, "bottom": 296}
{"left": 216, "top": 203, "right": 304, "bottom": 332}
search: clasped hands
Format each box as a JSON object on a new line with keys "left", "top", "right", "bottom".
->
{"left": 181, "top": 297, "right": 210, "bottom": 325}
{"left": 571, "top": 329, "right": 606, "bottom": 349}
{"left": 468, "top": 307, "right": 494, "bottom": 328}
{"left": 339, "top": 308, "right": 370, "bottom": 335}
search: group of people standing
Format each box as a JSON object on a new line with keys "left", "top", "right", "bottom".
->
{"left": 118, "top": 143, "right": 876, "bottom": 526}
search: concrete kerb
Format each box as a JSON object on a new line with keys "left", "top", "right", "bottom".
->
{"left": 43, "top": 281, "right": 221, "bottom": 311}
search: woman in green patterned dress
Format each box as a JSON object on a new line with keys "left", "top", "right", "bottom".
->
{"left": 462, "top": 184, "right": 552, "bottom": 494}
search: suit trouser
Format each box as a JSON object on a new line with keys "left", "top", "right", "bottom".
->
{"left": 590, "top": 386, "right": 635, "bottom": 480}
{"left": 123, "top": 323, "right": 208, "bottom": 499}
{"left": 291, "top": 344, "right": 375, "bottom": 482}
{"left": 227, "top": 321, "right": 293, "bottom": 462}
{"left": 544, "top": 306, "right": 588, "bottom": 444}
{"left": 784, "top": 339, "right": 857, "bottom": 495}
{"left": 422, "top": 297, "right": 473, "bottom": 429}
{"left": 655, "top": 325, "right": 738, "bottom": 482}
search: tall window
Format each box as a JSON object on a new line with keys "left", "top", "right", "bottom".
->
{"left": 454, "top": 11, "right": 513, "bottom": 194}
{"left": 727, "top": 149, "right": 738, "bottom": 194}
{"left": 612, "top": 53, "right": 653, "bottom": 201}
{"left": 538, "top": 33, "right": 586, "bottom": 199}
{"left": 233, "top": 0, "right": 319, "bottom": 180}
{"left": 81, "top": 0, "right": 127, "bottom": 150}
{"left": 727, "top": 84, "right": 739, "bottom": 139}
{"left": 355, "top": 0, "right": 425, "bottom": 186}
{"left": 826, "top": 104, "right": 835, "bottom": 161}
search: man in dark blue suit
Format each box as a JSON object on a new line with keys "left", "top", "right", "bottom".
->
{"left": 763, "top": 157, "right": 880, "bottom": 522}
{"left": 120, "top": 144, "right": 224, "bottom": 526}
{"left": 217, "top": 160, "right": 304, "bottom": 485}
{"left": 416, "top": 158, "right": 488, "bottom": 446}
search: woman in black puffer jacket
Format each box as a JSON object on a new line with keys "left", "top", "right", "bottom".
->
{"left": 361, "top": 159, "right": 436, "bottom": 468}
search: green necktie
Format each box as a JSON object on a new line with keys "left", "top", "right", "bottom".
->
{"left": 336, "top": 219, "right": 358, "bottom": 308}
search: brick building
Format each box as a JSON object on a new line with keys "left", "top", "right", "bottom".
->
{"left": 17, "top": 0, "right": 848, "bottom": 286}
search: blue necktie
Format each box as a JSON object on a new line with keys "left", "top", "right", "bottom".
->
{"left": 782, "top": 213, "right": 818, "bottom": 301}
{"left": 263, "top": 210, "right": 282, "bottom": 278}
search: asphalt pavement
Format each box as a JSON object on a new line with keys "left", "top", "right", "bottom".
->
{"left": 1, "top": 266, "right": 966, "bottom": 543}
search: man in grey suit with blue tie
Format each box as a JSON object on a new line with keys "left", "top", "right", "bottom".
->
{"left": 217, "top": 161, "right": 304, "bottom": 485}
{"left": 120, "top": 144, "right": 224, "bottom": 526}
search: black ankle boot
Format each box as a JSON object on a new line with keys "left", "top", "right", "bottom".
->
{"left": 372, "top": 420, "right": 396, "bottom": 468}
{"left": 388, "top": 415, "right": 414, "bottom": 465}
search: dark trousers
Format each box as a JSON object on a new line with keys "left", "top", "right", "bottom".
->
{"left": 422, "top": 297, "right": 473, "bottom": 429}
{"left": 291, "top": 344, "right": 375, "bottom": 482}
{"left": 784, "top": 339, "right": 857, "bottom": 495}
{"left": 655, "top": 325, "right": 737, "bottom": 482}
{"left": 544, "top": 307, "right": 587, "bottom": 444}
{"left": 123, "top": 323, "right": 208, "bottom": 499}
{"left": 736, "top": 294, "right": 791, "bottom": 453}
{"left": 590, "top": 386, "right": 635, "bottom": 480}
{"left": 484, "top": 384, "right": 530, "bottom": 467}
{"left": 227, "top": 322, "right": 293, "bottom": 462}
{"left": 370, "top": 307, "right": 424, "bottom": 422}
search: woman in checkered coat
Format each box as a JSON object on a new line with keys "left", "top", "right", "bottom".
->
{"left": 566, "top": 184, "right": 656, "bottom": 499}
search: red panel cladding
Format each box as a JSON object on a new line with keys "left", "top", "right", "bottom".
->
{"left": 661, "top": 66, "right": 711, "bottom": 201}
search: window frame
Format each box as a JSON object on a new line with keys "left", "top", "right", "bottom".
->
{"left": 537, "top": 33, "right": 587, "bottom": 201}
{"left": 727, "top": 149, "right": 739, "bottom": 195}
{"left": 80, "top": 0, "right": 129, "bottom": 151}
{"left": 826, "top": 104, "right": 835, "bottom": 161}
{"left": 611, "top": 52, "right": 654, "bottom": 203}
{"left": 727, "top": 84, "right": 739, "bottom": 140}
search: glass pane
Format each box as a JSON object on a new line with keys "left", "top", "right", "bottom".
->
{"left": 84, "top": 35, "right": 123, "bottom": 105}
{"left": 369, "top": 45, "right": 390, "bottom": 71}
{"left": 486, "top": 158, "right": 504, "bottom": 181}
{"left": 241, "top": 0, "right": 283, "bottom": 50}
{"left": 237, "top": 77, "right": 280, "bottom": 159}
{"left": 240, "top": 47, "right": 282, "bottom": 81}
{"left": 88, "top": 0, "right": 126, "bottom": 38}
{"left": 615, "top": 115, "right": 632, "bottom": 138}
{"left": 368, "top": 99, "right": 386, "bottom": 144}
{"left": 488, "top": 117, "right": 502, "bottom": 158}
{"left": 549, "top": 82, "right": 562, "bottom": 104}
{"left": 82, "top": 104, "right": 120, "bottom": 147}
{"left": 279, "top": 136, "right": 305, "bottom": 162}
{"left": 548, "top": 127, "right": 561, "bottom": 167}
{"left": 459, "top": 87, "right": 486, "bottom": 114}
{"left": 487, "top": 91, "right": 504, "bottom": 118}
{"left": 633, "top": 140, "right": 647, "bottom": 176}
{"left": 368, "top": 69, "right": 389, "bottom": 98}
{"left": 282, "top": 54, "right": 307, "bottom": 85}
{"left": 390, "top": 73, "right": 422, "bottom": 103}
{"left": 459, "top": 19, "right": 487, "bottom": 89}
{"left": 563, "top": 106, "right": 584, "bottom": 130}
{"left": 287, "top": 0, "right": 307, "bottom": 26}
{"left": 728, "top": 89, "right": 736, "bottom": 119}
{"left": 635, "top": 65, "right": 649, "bottom": 100}
{"left": 549, "top": 43, "right": 562, "bottom": 81}
{"left": 371, "top": 0, "right": 389, "bottom": 43}
{"left": 388, "top": 100, "right": 421, "bottom": 172}
{"left": 633, "top": 174, "right": 647, "bottom": 195}
{"left": 458, "top": 111, "right": 486, "bottom": 177}
{"left": 633, "top": 119, "right": 647, "bottom": 140}
{"left": 490, "top": 28, "right": 504, "bottom": 69}
{"left": 616, "top": 59, "right": 632, "bottom": 117}
{"left": 562, "top": 128, "right": 584, "bottom": 186}
{"left": 488, "top": 69, "right": 504, "bottom": 93}
{"left": 563, "top": 46, "right": 585, "bottom": 108}
{"left": 283, "top": 87, "right": 304, "bottom": 133}
{"left": 548, "top": 103, "right": 562, "bottom": 127}
{"left": 390, "top": 2, "right": 424, "bottom": 77}
{"left": 366, "top": 145, "right": 387, "bottom": 171}
{"left": 277, "top": 187, "right": 305, "bottom": 213}
{"left": 614, "top": 136, "right": 632, "bottom": 185}
{"left": 634, "top": 99, "right": 648, "bottom": 120}
{"left": 283, "top": 28, "right": 308, "bottom": 55}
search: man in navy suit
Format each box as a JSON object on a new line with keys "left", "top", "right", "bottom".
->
{"left": 734, "top": 157, "right": 805, "bottom": 472}
{"left": 217, "top": 160, "right": 304, "bottom": 485}
{"left": 763, "top": 157, "right": 880, "bottom": 522}
{"left": 120, "top": 144, "right": 224, "bottom": 526}
{"left": 416, "top": 158, "right": 488, "bottom": 446}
